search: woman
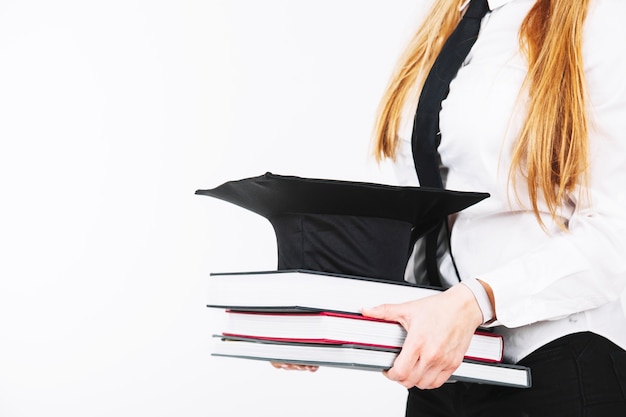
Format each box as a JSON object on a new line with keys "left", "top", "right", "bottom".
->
{"left": 277, "top": 0, "right": 626, "bottom": 415}
{"left": 362, "top": 0, "right": 626, "bottom": 415}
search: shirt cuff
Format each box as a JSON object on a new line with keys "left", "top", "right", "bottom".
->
{"left": 461, "top": 278, "right": 495, "bottom": 325}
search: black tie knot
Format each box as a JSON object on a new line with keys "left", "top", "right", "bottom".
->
{"left": 464, "top": 0, "right": 490, "bottom": 20}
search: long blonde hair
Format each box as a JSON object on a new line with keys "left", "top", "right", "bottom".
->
{"left": 373, "top": 0, "right": 590, "bottom": 227}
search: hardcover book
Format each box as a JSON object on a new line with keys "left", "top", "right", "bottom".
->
{"left": 221, "top": 309, "right": 504, "bottom": 363}
{"left": 207, "top": 269, "right": 441, "bottom": 314}
{"left": 212, "top": 335, "right": 531, "bottom": 389}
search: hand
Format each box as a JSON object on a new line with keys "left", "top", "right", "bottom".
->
{"left": 270, "top": 362, "right": 319, "bottom": 372}
{"left": 361, "top": 283, "right": 482, "bottom": 390}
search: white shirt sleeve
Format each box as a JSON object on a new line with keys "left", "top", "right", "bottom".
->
{"left": 479, "top": 1, "right": 626, "bottom": 327}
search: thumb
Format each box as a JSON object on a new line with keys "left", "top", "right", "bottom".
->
{"left": 360, "top": 303, "right": 399, "bottom": 321}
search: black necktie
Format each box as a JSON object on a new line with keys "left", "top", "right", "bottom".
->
{"left": 411, "top": 0, "right": 490, "bottom": 287}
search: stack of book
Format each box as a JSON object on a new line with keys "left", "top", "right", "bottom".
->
{"left": 207, "top": 269, "right": 531, "bottom": 388}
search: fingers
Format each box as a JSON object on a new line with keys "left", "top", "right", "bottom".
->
{"left": 364, "top": 301, "right": 451, "bottom": 388}
{"left": 270, "top": 362, "right": 318, "bottom": 372}
{"left": 385, "top": 346, "right": 462, "bottom": 389}
{"left": 369, "top": 288, "right": 480, "bottom": 390}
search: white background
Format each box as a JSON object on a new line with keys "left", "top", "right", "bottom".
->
{"left": 0, "top": 1, "right": 429, "bottom": 416}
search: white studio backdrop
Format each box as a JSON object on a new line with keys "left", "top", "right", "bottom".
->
{"left": 0, "top": 1, "right": 429, "bottom": 416}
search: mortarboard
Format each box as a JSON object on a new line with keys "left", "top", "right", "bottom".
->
{"left": 196, "top": 172, "right": 489, "bottom": 282}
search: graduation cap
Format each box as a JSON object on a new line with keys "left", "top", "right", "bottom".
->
{"left": 196, "top": 172, "right": 489, "bottom": 282}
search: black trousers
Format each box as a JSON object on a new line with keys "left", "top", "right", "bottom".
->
{"left": 405, "top": 332, "right": 626, "bottom": 417}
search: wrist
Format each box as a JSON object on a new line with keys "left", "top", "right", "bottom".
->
{"left": 447, "top": 282, "right": 484, "bottom": 328}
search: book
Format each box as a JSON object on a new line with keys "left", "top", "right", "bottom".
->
{"left": 207, "top": 269, "right": 531, "bottom": 388}
{"left": 207, "top": 269, "right": 441, "bottom": 314}
{"left": 211, "top": 335, "right": 532, "bottom": 389}
{"left": 221, "top": 310, "right": 504, "bottom": 363}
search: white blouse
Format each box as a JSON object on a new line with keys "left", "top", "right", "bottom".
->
{"left": 393, "top": 0, "right": 626, "bottom": 362}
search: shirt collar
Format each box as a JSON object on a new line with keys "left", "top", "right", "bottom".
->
{"left": 460, "top": 0, "right": 513, "bottom": 12}
{"left": 487, "top": 0, "right": 515, "bottom": 10}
